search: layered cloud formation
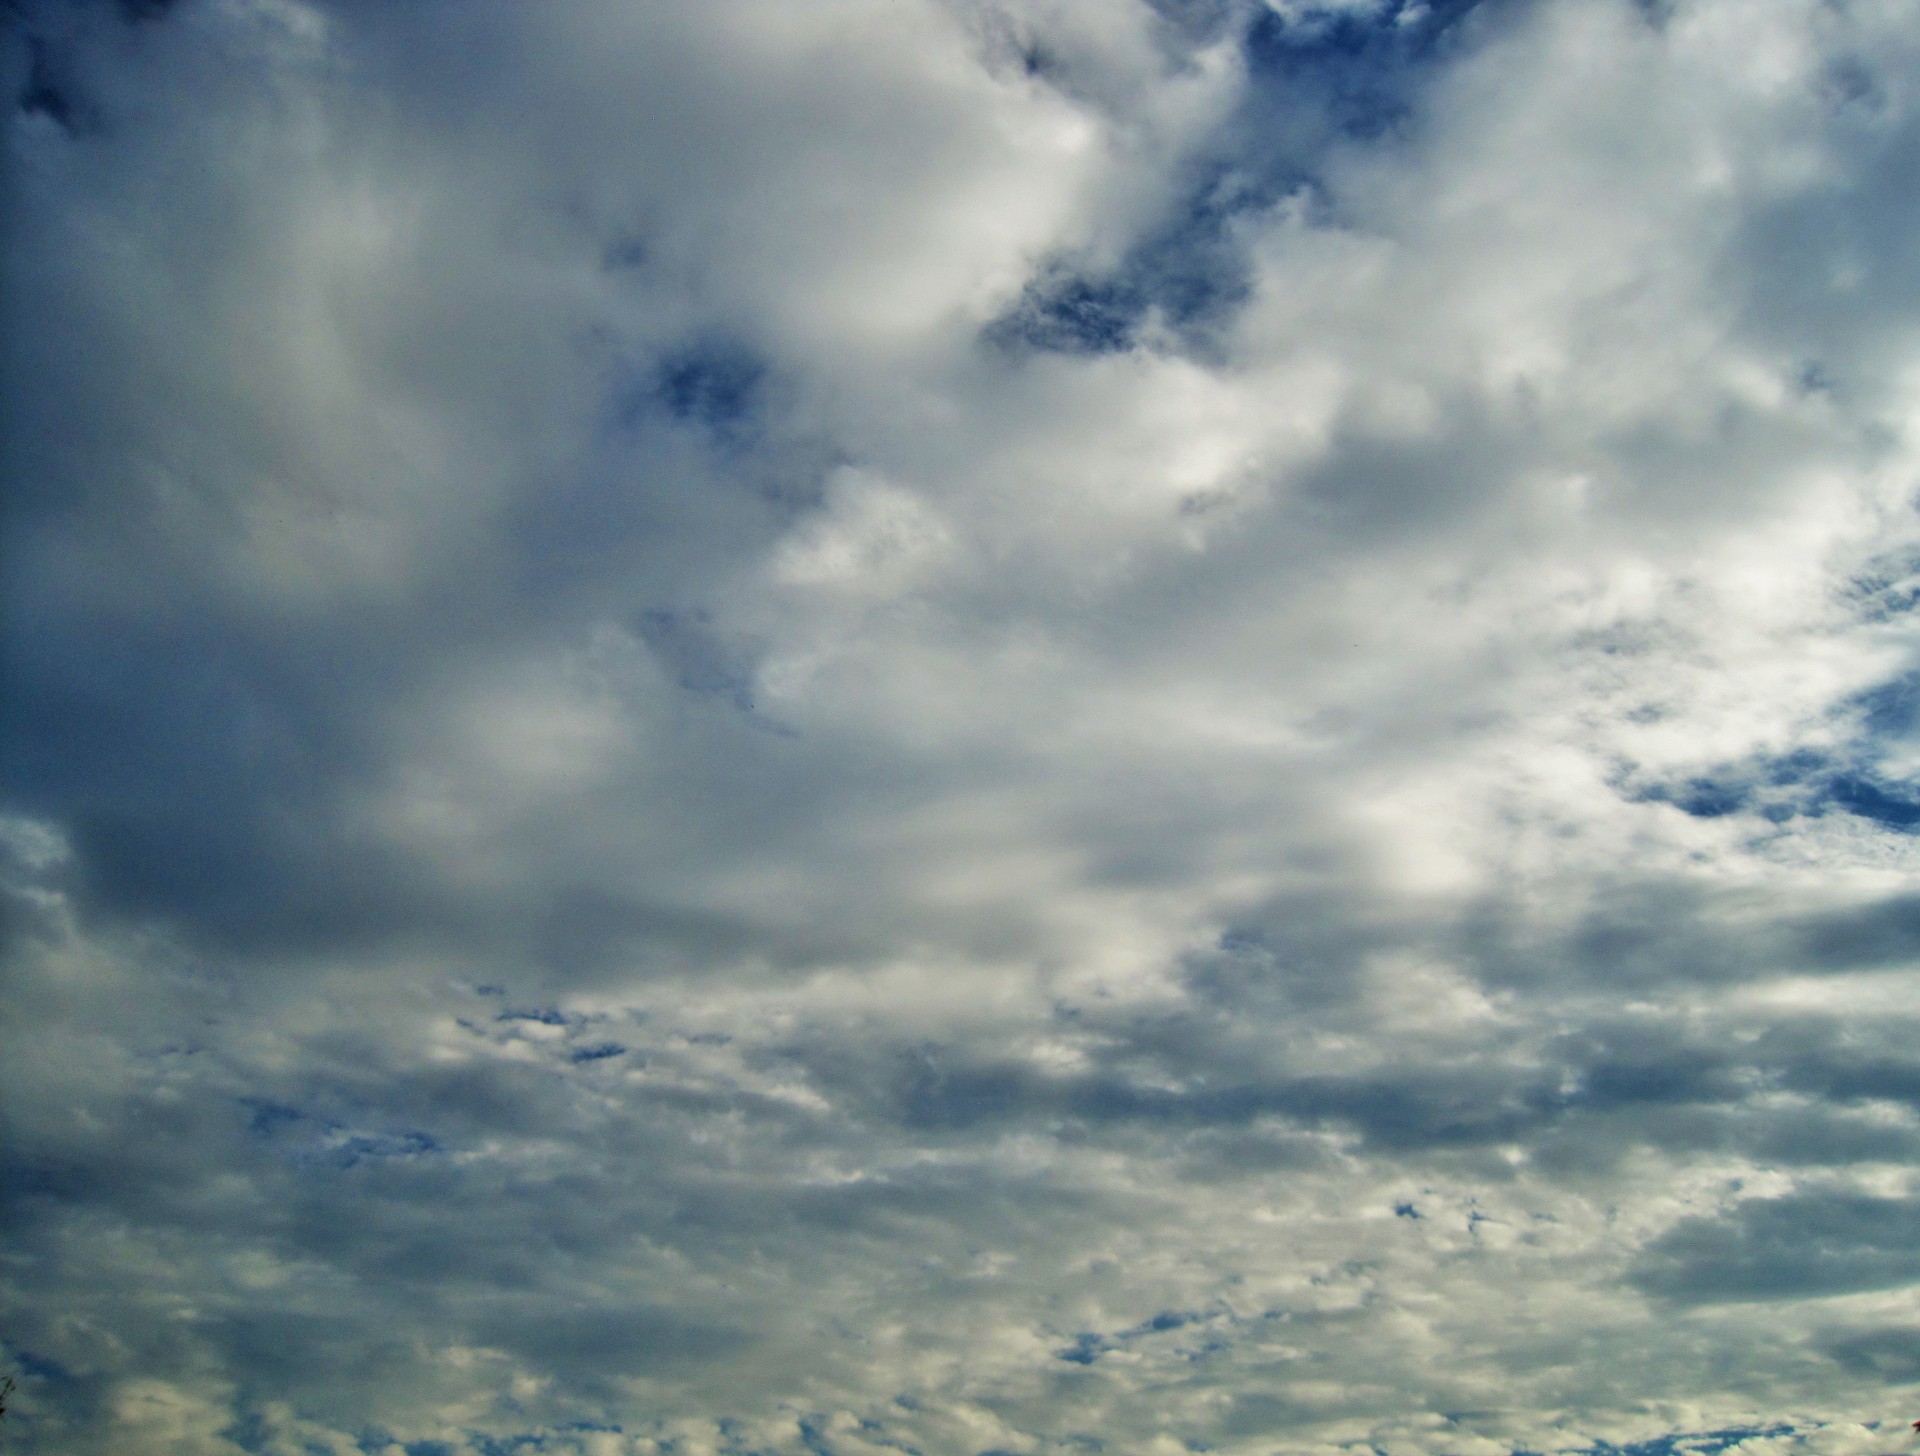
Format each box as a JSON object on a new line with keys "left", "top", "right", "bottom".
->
{"left": 7, "top": 1, "right": 1920, "bottom": 1452}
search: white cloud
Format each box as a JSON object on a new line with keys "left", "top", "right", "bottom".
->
{"left": 9, "top": 0, "right": 1920, "bottom": 1452}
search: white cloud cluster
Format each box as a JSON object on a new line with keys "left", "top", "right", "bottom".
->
{"left": 7, "top": 0, "right": 1920, "bottom": 1453}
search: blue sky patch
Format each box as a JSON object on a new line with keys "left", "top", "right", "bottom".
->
{"left": 638, "top": 608, "right": 761, "bottom": 714}
{"left": 242, "top": 1099, "right": 443, "bottom": 1170}
{"left": 569, "top": 1041, "right": 627, "bottom": 1063}
{"left": 498, "top": 1007, "right": 572, "bottom": 1026}
{"left": 654, "top": 339, "right": 766, "bottom": 444}
{"left": 1241, "top": 0, "right": 1490, "bottom": 140}
{"left": 1626, "top": 672, "right": 1920, "bottom": 831}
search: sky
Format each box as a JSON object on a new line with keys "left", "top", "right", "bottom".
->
{"left": 6, "top": 0, "right": 1920, "bottom": 1452}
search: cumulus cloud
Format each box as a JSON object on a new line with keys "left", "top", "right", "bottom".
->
{"left": 7, "top": 0, "right": 1920, "bottom": 1452}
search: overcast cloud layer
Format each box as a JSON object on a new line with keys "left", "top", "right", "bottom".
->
{"left": 8, "top": 1, "right": 1920, "bottom": 1453}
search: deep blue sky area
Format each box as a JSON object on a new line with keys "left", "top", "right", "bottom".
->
{"left": 6, "top": 1, "right": 1920, "bottom": 1453}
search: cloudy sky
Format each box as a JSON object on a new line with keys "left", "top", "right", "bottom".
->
{"left": 7, "top": 0, "right": 1920, "bottom": 1452}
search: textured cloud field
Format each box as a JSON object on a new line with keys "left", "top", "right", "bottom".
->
{"left": 8, "top": 1, "right": 1920, "bottom": 1453}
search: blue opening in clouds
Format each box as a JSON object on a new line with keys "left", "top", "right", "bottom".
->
{"left": 1242, "top": 0, "right": 1489, "bottom": 139}
{"left": 996, "top": 276, "right": 1145, "bottom": 355}
{"left": 244, "top": 1099, "right": 308, "bottom": 1139}
{"left": 1665, "top": 778, "right": 1749, "bottom": 819}
{"left": 1826, "top": 774, "right": 1920, "bottom": 828}
{"left": 992, "top": 2, "right": 1491, "bottom": 361}
{"left": 1627, "top": 669, "right": 1920, "bottom": 832}
{"left": 1857, "top": 672, "right": 1920, "bottom": 734}
{"left": 329, "top": 1130, "right": 441, "bottom": 1168}
{"left": 637, "top": 608, "right": 758, "bottom": 713}
{"left": 655, "top": 339, "right": 765, "bottom": 442}
{"left": 1565, "top": 1425, "right": 1799, "bottom": 1456}
{"left": 222, "top": 1410, "right": 271, "bottom": 1453}
{"left": 569, "top": 1042, "right": 627, "bottom": 1063}
{"left": 498, "top": 1007, "right": 571, "bottom": 1026}
{"left": 990, "top": 184, "right": 1257, "bottom": 357}
{"left": 17, "top": 39, "right": 79, "bottom": 132}
{"left": 5, "top": 1347, "right": 71, "bottom": 1383}
{"left": 1057, "top": 1332, "right": 1110, "bottom": 1364}
{"left": 242, "top": 1098, "right": 442, "bottom": 1170}
{"left": 467, "top": 1431, "right": 572, "bottom": 1456}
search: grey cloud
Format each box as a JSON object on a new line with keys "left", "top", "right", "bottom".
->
{"left": 1817, "top": 1324, "right": 1920, "bottom": 1381}
{"left": 468, "top": 1305, "right": 749, "bottom": 1387}
{"left": 1791, "top": 893, "right": 1920, "bottom": 972}
{"left": 1634, "top": 1190, "right": 1920, "bottom": 1305}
